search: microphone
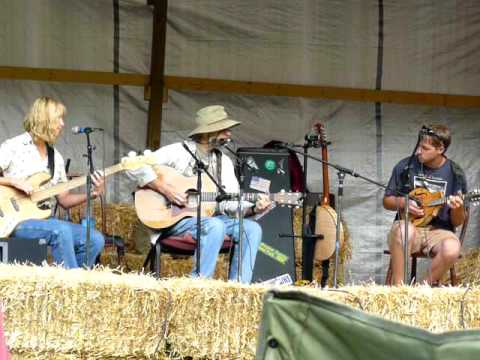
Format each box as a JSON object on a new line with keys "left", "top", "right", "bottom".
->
{"left": 217, "top": 138, "right": 232, "bottom": 147}
{"left": 215, "top": 193, "right": 234, "bottom": 202}
{"left": 304, "top": 128, "right": 320, "bottom": 143}
{"left": 209, "top": 138, "right": 232, "bottom": 148}
{"left": 71, "top": 126, "right": 104, "bottom": 134}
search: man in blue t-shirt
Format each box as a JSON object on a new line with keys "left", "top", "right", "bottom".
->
{"left": 384, "top": 124, "right": 467, "bottom": 285}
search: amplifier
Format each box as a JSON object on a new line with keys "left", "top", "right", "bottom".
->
{"left": 236, "top": 147, "right": 296, "bottom": 283}
{"left": 0, "top": 237, "right": 48, "bottom": 265}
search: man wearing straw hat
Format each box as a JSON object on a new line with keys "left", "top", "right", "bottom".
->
{"left": 131, "top": 105, "right": 271, "bottom": 283}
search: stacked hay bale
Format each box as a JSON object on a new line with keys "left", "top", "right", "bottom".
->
{"left": 443, "top": 247, "right": 480, "bottom": 286}
{"left": 68, "top": 202, "right": 230, "bottom": 279}
{"left": 292, "top": 208, "right": 351, "bottom": 285}
{"left": 67, "top": 202, "right": 350, "bottom": 283}
{"left": 1, "top": 264, "right": 480, "bottom": 359}
{"left": 0, "top": 265, "right": 170, "bottom": 359}
{"left": 69, "top": 201, "right": 140, "bottom": 253}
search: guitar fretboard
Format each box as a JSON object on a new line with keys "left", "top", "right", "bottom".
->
{"left": 427, "top": 192, "right": 476, "bottom": 207}
{"left": 193, "top": 192, "right": 268, "bottom": 202}
{"left": 29, "top": 163, "right": 124, "bottom": 202}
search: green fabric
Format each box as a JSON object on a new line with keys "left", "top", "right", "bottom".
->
{"left": 256, "top": 290, "right": 480, "bottom": 360}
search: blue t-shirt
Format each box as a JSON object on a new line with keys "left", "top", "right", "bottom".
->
{"left": 385, "top": 156, "right": 467, "bottom": 231}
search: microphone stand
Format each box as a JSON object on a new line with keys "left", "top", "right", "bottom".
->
{"left": 182, "top": 142, "right": 229, "bottom": 276}
{"left": 279, "top": 143, "right": 415, "bottom": 287}
{"left": 222, "top": 144, "right": 257, "bottom": 282}
{"left": 399, "top": 131, "right": 425, "bottom": 283}
{"left": 83, "top": 130, "right": 95, "bottom": 268}
{"left": 296, "top": 139, "right": 325, "bottom": 282}
{"left": 269, "top": 139, "right": 324, "bottom": 283}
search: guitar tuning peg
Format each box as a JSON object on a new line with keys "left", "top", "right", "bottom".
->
{"left": 127, "top": 151, "right": 137, "bottom": 157}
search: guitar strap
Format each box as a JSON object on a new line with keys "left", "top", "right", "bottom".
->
{"left": 214, "top": 149, "right": 222, "bottom": 188}
{"left": 46, "top": 144, "right": 55, "bottom": 178}
{"left": 214, "top": 149, "right": 222, "bottom": 214}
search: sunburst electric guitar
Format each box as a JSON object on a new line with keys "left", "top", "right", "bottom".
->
{"left": 0, "top": 152, "right": 156, "bottom": 238}
{"left": 134, "top": 165, "right": 302, "bottom": 230}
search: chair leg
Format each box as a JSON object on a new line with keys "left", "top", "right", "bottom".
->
{"left": 450, "top": 265, "right": 457, "bottom": 286}
{"left": 154, "top": 241, "right": 161, "bottom": 278}
{"left": 385, "top": 259, "right": 393, "bottom": 285}
{"left": 143, "top": 246, "right": 154, "bottom": 271}
{"left": 410, "top": 256, "right": 417, "bottom": 284}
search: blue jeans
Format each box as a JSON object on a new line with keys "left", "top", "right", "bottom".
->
{"left": 12, "top": 218, "right": 105, "bottom": 269}
{"left": 165, "top": 215, "right": 262, "bottom": 284}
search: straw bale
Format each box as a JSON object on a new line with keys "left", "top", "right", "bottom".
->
{"left": 11, "top": 352, "right": 170, "bottom": 359}
{"left": 0, "top": 264, "right": 171, "bottom": 359}
{"left": 3, "top": 264, "right": 480, "bottom": 359}
{"left": 100, "top": 249, "right": 230, "bottom": 280}
{"left": 148, "top": 281, "right": 480, "bottom": 359}
{"left": 445, "top": 247, "right": 480, "bottom": 286}
{"left": 69, "top": 202, "right": 140, "bottom": 252}
{"left": 164, "top": 279, "right": 266, "bottom": 360}
{"left": 293, "top": 208, "right": 351, "bottom": 285}
{"left": 306, "top": 285, "right": 480, "bottom": 333}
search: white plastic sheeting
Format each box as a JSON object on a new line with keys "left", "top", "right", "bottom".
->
{"left": 0, "top": 0, "right": 478, "bottom": 283}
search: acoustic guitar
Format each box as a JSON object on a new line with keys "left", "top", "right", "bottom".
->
{"left": 402, "top": 187, "right": 480, "bottom": 227}
{"left": 134, "top": 165, "right": 302, "bottom": 230}
{"left": 0, "top": 152, "right": 155, "bottom": 238}
{"left": 313, "top": 123, "right": 345, "bottom": 261}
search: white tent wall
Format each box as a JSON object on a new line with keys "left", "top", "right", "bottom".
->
{"left": 0, "top": 0, "right": 479, "bottom": 283}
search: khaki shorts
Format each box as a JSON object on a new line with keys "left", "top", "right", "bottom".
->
{"left": 388, "top": 221, "right": 460, "bottom": 257}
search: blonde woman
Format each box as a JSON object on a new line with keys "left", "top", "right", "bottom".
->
{"left": 0, "top": 97, "right": 105, "bottom": 268}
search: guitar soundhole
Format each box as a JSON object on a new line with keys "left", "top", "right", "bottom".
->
{"left": 186, "top": 191, "right": 199, "bottom": 208}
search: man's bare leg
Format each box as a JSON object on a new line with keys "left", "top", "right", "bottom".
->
{"left": 389, "top": 221, "right": 417, "bottom": 285}
{"left": 422, "top": 235, "right": 460, "bottom": 284}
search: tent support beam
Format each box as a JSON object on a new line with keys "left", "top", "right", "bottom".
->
{"left": 146, "top": 0, "right": 168, "bottom": 149}
{"left": 1, "top": 67, "right": 479, "bottom": 109}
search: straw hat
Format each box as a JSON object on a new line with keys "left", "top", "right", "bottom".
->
{"left": 188, "top": 105, "right": 241, "bottom": 137}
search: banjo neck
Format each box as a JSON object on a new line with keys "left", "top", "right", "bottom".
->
{"left": 315, "top": 122, "right": 330, "bottom": 206}
{"left": 321, "top": 144, "right": 330, "bottom": 206}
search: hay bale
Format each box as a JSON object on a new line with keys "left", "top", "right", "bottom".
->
{"left": 293, "top": 208, "right": 351, "bottom": 285}
{"left": 309, "top": 285, "right": 480, "bottom": 333}
{"left": 69, "top": 202, "right": 140, "bottom": 252}
{"left": 446, "top": 248, "right": 480, "bottom": 286}
{"left": 151, "top": 282, "right": 480, "bottom": 359}
{"left": 2, "top": 264, "right": 480, "bottom": 359}
{"left": 0, "top": 264, "right": 171, "bottom": 359}
{"left": 166, "top": 279, "right": 266, "bottom": 360}
{"left": 100, "top": 249, "right": 230, "bottom": 280}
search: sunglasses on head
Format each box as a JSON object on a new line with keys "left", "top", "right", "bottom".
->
{"left": 420, "top": 126, "right": 436, "bottom": 136}
{"left": 419, "top": 125, "right": 446, "bottom": 149}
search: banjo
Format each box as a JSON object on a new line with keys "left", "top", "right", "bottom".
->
{"left": 313, "top": 123, "right": 345, "bottom": 261}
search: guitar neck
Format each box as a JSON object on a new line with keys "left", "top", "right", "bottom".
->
{"left": 30, "top": 164, "right": 123, "bottom": 202}
{"left": 321, "top": 146, "right": 330, "bottom": 205}
{"left": 428, "top": 193, "right": 473, "bottom": 207}
{"left": 198, "top": 192, "right": 265, "bottom": 202}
